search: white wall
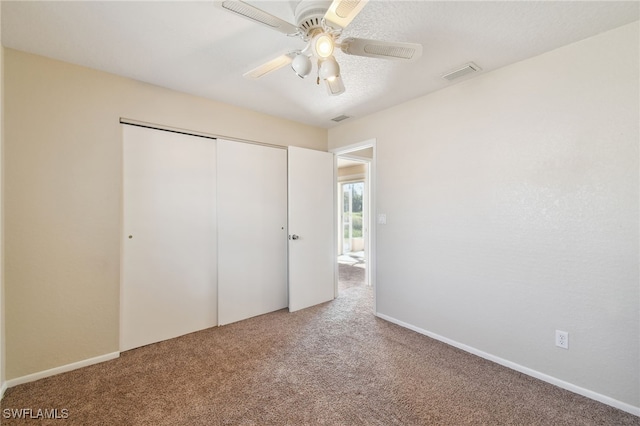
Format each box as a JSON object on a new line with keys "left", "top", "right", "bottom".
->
{"left": 329, "top": 22, "right": 639, "bottom": 410}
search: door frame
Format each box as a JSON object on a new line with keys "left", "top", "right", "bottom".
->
{"left": 331, "top": 139, "right": 376, "bottom": 313}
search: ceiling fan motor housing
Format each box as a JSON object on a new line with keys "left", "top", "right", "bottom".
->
{"left": 295, "top": 1, "right": 332, "bottom": 38}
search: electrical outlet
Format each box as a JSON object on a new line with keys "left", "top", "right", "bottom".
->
{"left": 555, "top": 330, "right": 569, "bottom": 349}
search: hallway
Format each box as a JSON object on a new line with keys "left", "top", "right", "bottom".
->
{"left": 338, "top": 251, "right": 366, "bottom": 291}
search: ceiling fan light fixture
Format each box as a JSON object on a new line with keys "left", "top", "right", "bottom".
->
{"left": 221, "top": 0, "right": 421, "bottom": 97}
{"left": 312, "top": 33, "right": 334, "bottom": 59}
{"left": 291, "top": 54, "right": 312, "bottom": 78}
{"left": 318, "top": 56, "right": 340, "bottom": 81}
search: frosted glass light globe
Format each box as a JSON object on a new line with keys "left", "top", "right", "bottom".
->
{"left": 319, "top": 56, "right": 340, "bottom": 81}
{"left": 291, "top": 54, "right": 312, "bottom": 78}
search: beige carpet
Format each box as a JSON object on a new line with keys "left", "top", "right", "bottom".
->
{"left": 1, "top": 265, "right": 637, "bottom": 425}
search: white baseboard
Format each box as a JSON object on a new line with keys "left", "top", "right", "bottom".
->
{"left": 0, "top": 380, "right": 7, "bottom": 400}
{"left": 375, "top": 312, "right": 640, "bottom": 417}
{"left": 5, "top": 352, "right": 120, "bottom": 389}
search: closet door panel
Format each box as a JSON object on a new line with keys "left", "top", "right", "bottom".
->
{"left": 217, "top": 139, "right": 288, "bottom": 326}
{"left": 121, "top": 125, "right": 217, "bottom": 351}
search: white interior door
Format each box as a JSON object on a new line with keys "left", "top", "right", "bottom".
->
{"left": 288, "top": 146, "right": 335, "bottom": 312}
{"left": 121, "top": 125, "right": 217, "bottom": 351}
{"left": 217, "top": 139, "right": 288, "bottom": 325}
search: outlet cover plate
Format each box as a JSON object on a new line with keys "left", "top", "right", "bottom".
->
{"left": 555, "top": 330, "right": 569, "bottom": 349}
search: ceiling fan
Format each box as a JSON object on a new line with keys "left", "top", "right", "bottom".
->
{"left": 217, "top": 0, "right": 423, "bottom": 96}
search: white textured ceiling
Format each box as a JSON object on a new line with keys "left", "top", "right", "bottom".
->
{"left": 2, "top": 1, "right": 638, "bottom": 128}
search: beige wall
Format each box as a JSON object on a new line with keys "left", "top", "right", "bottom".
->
{"left": 345, "top": 147, "right": 373, "bottom": 159}
{"left": 1, "top": 5, "right": 6, "bottom": 396}
{"left": 4, "top": 49, "right": 326, "bottom": 380}
{"left": 329, "top": 22, "right": 639, "bottom": 409}
{"left": 338, "top": 164, "right": 365, "bottom": 179}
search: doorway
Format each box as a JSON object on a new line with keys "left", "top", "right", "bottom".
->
{"left": 337, "top": 162, "right": 367, "bottom": 291}
{"left": 335, "top": 143, "right": 374, "bottom": 299}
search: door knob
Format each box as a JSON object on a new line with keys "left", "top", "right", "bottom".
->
{"left": 289, "top": 234, "right": 300, "bottom": 240}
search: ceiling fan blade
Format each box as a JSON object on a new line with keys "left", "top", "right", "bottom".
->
{"left": 323, "top": 0, "right": 369, "bottom": 29}
{"left": 243, "top": 53, "right": 294, "bottom": 79}
{"left": 340, "top": 38, "right": 423, "bottom": 61}
{"left": 324, "top": 75, "right": 345, "bottom": 96}
{"left": 218, "top": 1, "right": 299, "bottom": 35}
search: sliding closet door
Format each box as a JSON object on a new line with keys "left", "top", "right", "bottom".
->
{"left": 121, "top": 125, "right": 217, "bottom": 351}
{"left": 217, "top": 139, "right": 288, "bottom": 325}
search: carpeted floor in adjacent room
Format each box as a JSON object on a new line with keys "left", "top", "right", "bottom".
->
{"left": 1, "top": 264, "right": 637, "bottom": 425}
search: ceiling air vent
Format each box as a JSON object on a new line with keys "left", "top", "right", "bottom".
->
{"left": 442, "top": 62, "right": 481, "bottom": 81}
{"left": 331, "top": 115, "right": 351, "bottom": 123}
